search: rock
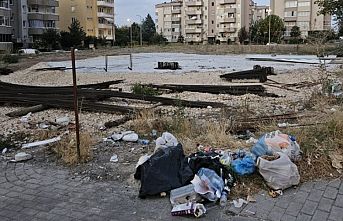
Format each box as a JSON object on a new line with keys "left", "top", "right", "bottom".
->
{"left": 110, "top": 154, "right": 118, "bottom": 162}
{"left": 122, "top": 133, "right": 139, "bottom": 142}
{"left": 15, "top": 152, "right": 33, "bottom": 162}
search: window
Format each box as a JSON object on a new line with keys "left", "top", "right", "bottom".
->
{"left": 285, "top": 1, "right": 297, "bottom": 8}
{"left": 211, "top": 2, "right": 214, "bottom": 6}
{"left": 71, "top": 6, "right": 75, "bottom": 12}
{"left": 298, "top": 1, "right": 310, "bottom": 7}
{"left": 298, "top": 11, "right": 310, "bottom": 17}
{"left": 284, "top": 11, "right": 296, "bottom": 17}
{"left": 211, "top": 20, "right": 214, "bottom": 24}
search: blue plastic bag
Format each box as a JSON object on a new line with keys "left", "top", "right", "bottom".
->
{"left": 192, "top": 168, "right": 224, "bottom": 201}
{"left": 232, "top": 155, "right": 256, "bottom": 176}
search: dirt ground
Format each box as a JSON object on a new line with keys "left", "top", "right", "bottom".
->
{"left": 1, "top": 49, "right": 343, "bottom": 201}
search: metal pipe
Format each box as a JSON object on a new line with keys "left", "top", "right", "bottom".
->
{"left": 71, "top": 48, "right": 81, "bottom": 160}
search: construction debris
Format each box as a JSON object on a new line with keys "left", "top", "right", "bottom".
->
{"left": 156, "top": 62, "right": 180, "bottom": 70}
{"left": 1, "top": 81, "right": 225, "bottom": 117}
{"left": 145, "top": 83, "right": 278, "bottom": 97}
{"left": 220, "top": 65, "right": 275, "bottom": 83}
{"left": 22, "top": 136, "right": 61, "bottom": 149}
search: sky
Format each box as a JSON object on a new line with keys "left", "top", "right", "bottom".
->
{"left": 115, "top": 0, "right": 270, "bottom": 26}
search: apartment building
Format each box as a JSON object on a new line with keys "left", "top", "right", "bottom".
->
{"left": 58, "top": 0, "right": 115, "bottom": 41}
{"left": 251, "top": 4, "right": 268, "bottom": 22}
{"left": 0, "top": 0, "right": 12, "bottom": 51}
{"left": 271, "top": 0, "right": 331, "bottom": 37}
{"left": 156, "top": 0, "right": 252, "bottom": 44}
{"left": 10, "top": 0, "right": 59, "bottom": 46}
{"left": 156, "top": 1, "right": 182, "bottom": 43}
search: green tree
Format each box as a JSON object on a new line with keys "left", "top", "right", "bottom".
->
{"left": 114, "top": 26, "right": 130, "bottom": 46}
{"left": 131, "top": 22, "right": 141, "bottom": 44}
{"left": 151, "top": 33, "right": 167, "bottom": 44}
{"left": 238, "top": 26, "right": 248, "bottom": 44}
{"left": 142, "top": 14, "right": 157, "bottom": 43}
{"left": 290, "top": 26, "right": 301, "bottom": 38}
{"left": 60, "top": 19, "right": 86, "bottom": 49}
{"left": 315, "top": 0, "right": 343, "bottom": 21}
{"left": 249, "top": 21, "right": 261, "bottom": 43}
{"left": 177, "top": 35, "right": 184, "bottom": 43}
{"left": 256, "top": 15, "right": 285, "bottom": 44}
{"left": 338, "top": 21, "right": 343, "bottom": 37}
{"left": 41, "top": 29, "right": 60, "bottom": 51}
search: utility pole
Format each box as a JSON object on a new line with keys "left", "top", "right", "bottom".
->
{"left": 137, "top": 15, "right": 143, "bottom": 46}
{"left": 267, "top": 8, "right": 272, "bottom": 45}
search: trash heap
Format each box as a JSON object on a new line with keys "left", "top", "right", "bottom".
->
{"left": 133, "top": 130, "right": 302, "bottom": 218}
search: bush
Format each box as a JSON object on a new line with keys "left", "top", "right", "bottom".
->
{"left": 131, "top": 83, "right": 159, "bottom": 96}
{"left": 2, "top": 55, "right": 19, "bottom": 64}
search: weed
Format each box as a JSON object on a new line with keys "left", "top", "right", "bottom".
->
{"left": 53, "top": 133, "right": 94, "bottom": 165}
{"left": 131, "top": 83, "right": 159, "bottom": 96}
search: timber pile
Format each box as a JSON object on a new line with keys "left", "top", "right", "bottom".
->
{"left": 1, "top": 81, "right": 225, "bottom": 116}
{"left": 220, "top": 65, "right": 276, "bottom": 83}
{"left": 145, "top": 83, "right": 278, "bottom": 97}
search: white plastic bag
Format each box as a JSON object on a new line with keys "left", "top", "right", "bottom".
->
{"left": 252, "top": 130, "right": 301, "bottom": 161}
{"left": 257, "top": 152, "right": 300, "bottom": 190}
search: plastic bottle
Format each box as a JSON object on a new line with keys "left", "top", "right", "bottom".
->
{"left": 219, "top": 191, "right": 228, "bottom": 207}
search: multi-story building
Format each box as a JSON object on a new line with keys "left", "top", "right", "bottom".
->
{"left": 11, "top": 0, "right": 59, "bottom": 47}
{"left": 58, "top": 0, "right": 115, "bottom": 41}
{"left": 156, "top": 1, "right": 182, "bottom": 43}
{"left": 271, "top": 0, "right": 331, "bottom": 37}
{"left": 251, "top": 3, "right": 268, "bottom": 22}
{"left": 0, "top": 0, "right": 12, "bottom": 51}
{"left": 156, "top": 0, "right": 252, "bottom": 44}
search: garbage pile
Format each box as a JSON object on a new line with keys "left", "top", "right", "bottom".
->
{"left": 133, "top": 130, "right": 302, "bottom": 218}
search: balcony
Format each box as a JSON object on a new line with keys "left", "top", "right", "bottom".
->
{"left": 28, "top": 13, "right": 58, "bottom": 21}
{"left": 185, "top": 1, "right": 203, "bottom": 6}
{"left": 171, "top": 9, "right": 181, "bottom": 14}
{"left": 218, "top": 27, "right": 236, "bottom": 33}
{"left": 185, "top": 10, "right": 202, "bottom": 15}
{"left": 284, "top": 16, "right": 297, "bottom": 22}
{"left": 97, "top": 12, "right": 113, "bottom": 18}
{"left": 98, "top": 23, "right": 112, "bottom": 29}
{"left": 219, "top": 0, "right": 236, "bottom": 5}
{"left": 171, "top": 23, "right": 181, "bottom": 28}
{"left": 185, "top": 28, "right": 202, "bottom": 34}
{"left": 224, "top": 8, "right": 236, "bottom": 13}
{"left": 171, "top": 17, "right": 181, "bottom": 22}
{"left": 27, "top": 0, "right": 59, "bottom": 7}
{"left": 0, "top": 1, "right": 10, "bottom": 9}
{"left": 97, "top": 1, "right": 114, "bottom": 8}
{"left": 219, "top": 17, "right": 236, "bottom": 23}
{"left": 186, "top": 19, "right": 202, "bottom": 25}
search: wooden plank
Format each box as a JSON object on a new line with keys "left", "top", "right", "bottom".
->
{"left": 6, "top": 104, "right": 47, "bottom": 117}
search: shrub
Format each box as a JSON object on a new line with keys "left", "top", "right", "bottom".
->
{"left": 131, "top": 83, "right": 159, "bottom": 96}
{"left": 2, "top": 55, "right": 19, "bottom": 64}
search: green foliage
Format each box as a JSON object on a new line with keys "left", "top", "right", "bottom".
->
{"left": 290, "top": 26, "right": 301, "bottom": 38}
{"left": 177, "top": 35, "right": 184, "bottom": 43}
{"left": 249, "top": 15, "right": 285, "bottom": 44}
{"left": 114, "top": 25, "right": 130, "bottom": 46}
{"left": 338, "top": 21, "right": 343, "bottom": 37}
{"left": 131, "top": 83, "right": 159, "bottom": 96}
{"left": 2, "top": 54, "right": 19, "bottom": 63}
{"left": 41, "top": 29, "right": 60, "bottom": 51}
{"left": 238, "top": 26, "right": 248, "bottom": 44}
{"left": 84, "top": 36, "right": 98, "bottom": 48}
{"left": 60, "top": 19, "right": 86, "bottom": 49}
{"left": 150, "top": 33, "right": 168, "bottom": 44}
{"left": 142, "top": 14, "right": 157, "bottom": 43}
{"left": 315, "top": 0, "right": 343, "bottom": 21}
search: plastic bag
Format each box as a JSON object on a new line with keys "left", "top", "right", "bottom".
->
{"left": 251, "top": 131, "right": 301, "bottom": 161}
{"left": 191, "top": 168, "right": 224, "bottom": 201}
{"left": 154, "top": 132, "right": 178, "bottom": 153}
{"left": 257, "top": 152, "right": 300, "bottom": 190}
{"left": 232, "top": 155, "right": 256, "bottom": 176}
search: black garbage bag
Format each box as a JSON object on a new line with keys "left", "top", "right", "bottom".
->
{"left": 134, "top": 143, "right": 194, "bottom": 198}
{"left": 187, "top": 151, "right": 236, "bottom": 188}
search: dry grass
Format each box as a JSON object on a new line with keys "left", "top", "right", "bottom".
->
{"left": 130, "top": 108, "right": 245, "bottom": 154}
{"left": 53, "top": 133, "right": 94, "bottom": 165}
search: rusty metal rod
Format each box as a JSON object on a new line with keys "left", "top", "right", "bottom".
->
{"left": 71, "top": 48, "right": 81, "bottom": 161}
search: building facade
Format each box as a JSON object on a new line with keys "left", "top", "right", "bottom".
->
{"left": 58, "top": 0, "right": 115, "bottom": 41}
{"left": 0, "top": 0, "right": 12, "bottom": 51}
{"left": 10, "top": 0, "right": 59, "bottom": 47}
{"left": 156, "top": 0, "right": 252, "bottom": 44}
{"left": 271, "top": 0, "right": 331, "bottom": 37}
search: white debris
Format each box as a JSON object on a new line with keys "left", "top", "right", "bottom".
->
{"left": 14, "top": 152, "right": 32, "bottom": 162}
{"left": 233, "top": 198, "right": 248, "bottom": 208}
{"left": 20, "top": 112, "right": 32, "bottom": 123}
{"left": 22, "top": 136, "right": 61, "bottom": 149}
{"left": 55, "top": 116, "right": 70, "bottom": 126}
{"left": 110, "top": 154, "right": 118, "bottom": 162}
